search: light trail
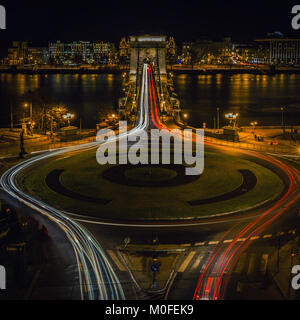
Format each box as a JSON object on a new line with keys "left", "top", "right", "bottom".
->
{"left": 0, "top": 64, "right": 150, "bottom": 300}
{"left": 2, "top": 62, "right": 299, "bottom": 300}
{"left": 145, "top": 62, "right": 300, "bottom": 300}
{"left": 192, "top": 149, "right": 300, "bottom": 300}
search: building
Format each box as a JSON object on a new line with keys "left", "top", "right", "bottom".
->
{"left": 7, "top": 41, "right": 28, "bottom": 65}
{"left": 180, "top": 38, "right": 233, "bottom": 65}
{"left": 48, "top": 41, "right": 116, "bottom": 65}
{"left": 166, "top": 37, "right": 176, "bottom": 64}
{"left": 93, "top": 42, "right": 116, "bottom": 64}
{"left": 233, "top": 42, "right": 267, "bottom": 64}
{"left": 255, "top": 38, "right": 300, "bottom": 64}
{"left": 129, "top": 35, "right": 167, "bottom": 76}
{"left": 6, "top": 41, "right": 47, "bottom": 65}
{"left": 119, "top": 37, "right": 130, "bottom": 65}
{"left": 181, "top": 42, "right": 192, "bottom": 64}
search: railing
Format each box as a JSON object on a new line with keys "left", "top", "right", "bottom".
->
{"left": 156, "top": 47, "right": 162, "bottom": 95}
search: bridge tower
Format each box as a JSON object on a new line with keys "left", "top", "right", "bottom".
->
{"left": 129, "top": 35, "right": 167, "bottom": 79}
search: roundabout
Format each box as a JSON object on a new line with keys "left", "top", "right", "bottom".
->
{"left": 21, "top": 147, "right": 285, "bottom": 221}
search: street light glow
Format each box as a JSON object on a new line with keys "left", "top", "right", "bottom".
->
{"left": 225, "top": 112, "right": 239, "bottom": 120}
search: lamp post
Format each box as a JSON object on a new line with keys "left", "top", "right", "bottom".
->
{"left": 63, "top": 113, "right": 74, "bottom": 127}
{"left": 28, "top": 121, "right": 35, "bottom": 136}
{"left": 225, "top": 112, "right": 239, "bottom": 128}
{"left": 281, "top": 107, "right": 284, "bottom": 126}
{"left": 217, "top": 107, "right": 220, "bottom": 131}
{"left": 24, "top": 102, "right": 32, "bottom": 122}
{"left": 251, "top": 121, "right": 258, "bottom": 133}
{"left": 183, "top": 113, "right": 188, "bottom": 125}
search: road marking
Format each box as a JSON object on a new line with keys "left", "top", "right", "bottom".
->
{"left": 190, "top": 255, "right": 203, "bottom": 271}
{"left": 263, "top": 234, "right": 272, "bottom": 238}
{"left": 178, "top": 251, "right": 196, "bottom": 273}
{"left": 237, "top": 238, "right": 247, "bottom": 242}
{"left": 208, "top": 241, "right": 219, "bottom": 245}
{"left": 107, "top": 250, "right": 127, "bottom": 272}
{"left": 260, "top": 254, "right": 269, "bottom": 275}
{"left": 277, "top": 231, "right": 285, "bottom": 236}
{"left": 223, "top": 239, "right": 233, "bottom": 243}
{"left": 181, "top": 243, "right": 191, "bottom": 247}
{"left": 250, "top": 236, "right": 259, "bottom": 240}
{"left": 194, "top": 242, "right": 205, "bottom": 246}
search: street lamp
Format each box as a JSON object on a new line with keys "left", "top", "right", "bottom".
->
{"left": 281, "top": 107, "right": 285, "bottom": 131}
{"left": 183, "top": 113, "right": 188, "bottom": 124}
{"left": 225, "top": 112, "right": 239, "bottom": 128}
{"left": 24, "top": 102, "right": 33, "bottom": 122}
{"left": 63, "top": 113, "right": 75, "bottom": 127}
{"left": 111, "top": 113, "right": 117, "bottom": 122}
{"left": 251, "top": 121, "right": 258, "bottom": 133}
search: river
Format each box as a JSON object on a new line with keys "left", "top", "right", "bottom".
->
{"left": 1, "top": 73, "right": 300, "bottom": 129}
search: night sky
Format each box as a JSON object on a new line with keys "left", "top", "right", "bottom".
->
{"left": 0, "top": 0, "right": 299, "bottom": 44}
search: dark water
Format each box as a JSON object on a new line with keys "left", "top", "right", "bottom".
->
{"left": 1, "top": 73, "right": 300, "bottom": 129}
{"left": 174, "top": 73, "right": 300, "bottom": 128}
{"left": 0, "top": 73, "right": 122, "bottom": 128}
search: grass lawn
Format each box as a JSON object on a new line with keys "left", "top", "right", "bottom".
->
{"left": 22, "top": 149, "right": 284, "bottom": 220}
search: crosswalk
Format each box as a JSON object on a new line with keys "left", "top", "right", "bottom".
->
{"left": 233, "top": 252, "right": 270, "bottom": 277}
{"left": 106, "top": 228, "right": 296, "bottom": 275}
{"left": 176, "top": 250, "right": 270, "bottom": 278}
{"left": 108, "top": 246, "right": 271, "bottom": 279}
{"left": 107, "top": 250, "right": 127, "bottom": 272}
{"left": 177, "top": 251, "right": 196, "bottom": 273}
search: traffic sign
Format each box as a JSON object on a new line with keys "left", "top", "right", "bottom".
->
{"left": 151, "top": 264, "right": 159, "bottom": 272}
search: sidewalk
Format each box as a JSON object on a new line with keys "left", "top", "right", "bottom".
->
{"left": 0, "top": 130, "right": 97, "bottom": 158}
{"left": 175, "top": 120, "right": 300, "bottom": 155}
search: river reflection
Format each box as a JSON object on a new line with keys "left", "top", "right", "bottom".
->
{"left": 174, "top": 73, "right": 300, "bottom": 127}
{"left": 1, "top": 73, "right": 300, "bottom": 128}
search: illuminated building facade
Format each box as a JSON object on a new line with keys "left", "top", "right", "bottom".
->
{"left": 255, "top": 38, "right": 300, "bottom": 64}
{"left": 48, "top": 41, "right": 116, "bottom": 65}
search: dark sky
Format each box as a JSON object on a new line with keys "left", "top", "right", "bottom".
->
{"left": 0, "top": 0, "right": 299, "bottom": 44}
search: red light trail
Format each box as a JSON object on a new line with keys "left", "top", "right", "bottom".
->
{"left": 146, "top": 62, "right": 300, "bottom": 300}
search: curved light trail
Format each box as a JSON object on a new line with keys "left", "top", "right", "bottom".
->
{"left": 146, "top": 62, "right": 300, "bottom": 300}
{"left": 1, "top": 62, "right": 299, "bottom": 300}
{"left": 0, "top": 63, "right": 150, "bottom": 300}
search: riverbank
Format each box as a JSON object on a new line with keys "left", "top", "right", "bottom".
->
{"left": 170, "top": 64, "right": 300, "bottom": 75}
{"left": 0, "top": 65, "right": 129, "bottom": 74}
{"left": 1, "top": 64, "right": 300, "bottom": 75}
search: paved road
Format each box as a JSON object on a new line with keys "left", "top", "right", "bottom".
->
{"left": 1, "top": 62, "right": 300, "bottom": 300}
